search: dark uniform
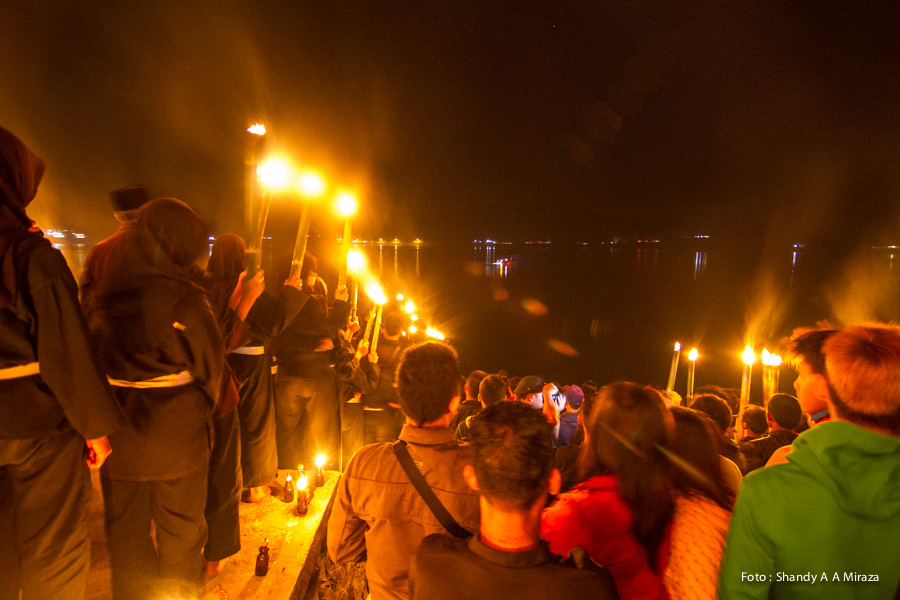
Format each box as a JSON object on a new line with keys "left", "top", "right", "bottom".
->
{"left": 360, "top": 335, "right": 407, "bottom": 444}
{"left": 91, "top": 198, "right": 223, "bottom": 600}
{"left": 334, "top": 331, "right": 378, "bottom": 468}
{"left": 0, "top": 127, "right": 124, "bottom": 600}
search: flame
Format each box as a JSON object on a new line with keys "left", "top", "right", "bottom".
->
{"left": 314, "top": 454, "right": 326, "bottom": 469}
{"left": 742, "top": 345, "right": 756, "bottom": 366}
{"left": 426, "top": 327, "right": 445, "bottom": 340}
{"left": 409, "top": 324, "right": 417, "bottom": 334}
{"left": 336, "top": 192, "right": 357, "bottom": 217}
{"left": 761, "top": 349, "right": 782, "bottom": 367}
{"left": 404, "top": 300, "right": 415, "bottom": 314}
{"left": 347, "top": 249, "right": 366, "bottom": 274}
{"left": 688, "top": 348, "right": 698, "bottom": 361}
{"left": 674, "top": 342, "right": 682, "bottom": 352}
{"left": 365, "top": 281, "right": 386, "bottom": 304}
{"left": 396, "top": 293, "right": 404, "bottom": 301}
{"left": 298, "top": 172, "right": 326, "bottom": 197}
{"left": 257, "top": 157, "right": 292, "bottom": 190}
{"left": 410, "top": 314, "right": 418, "bottom": 321}
{"left": 247, "top": 123, "right": 266, "bottom": 135}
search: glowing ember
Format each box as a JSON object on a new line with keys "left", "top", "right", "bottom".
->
{"left": 298, "top": 172, "right": 326, "bottom": 197}
{"left": 426, "top": 327, "right": 445, "bottom": 340}
{"left": 247, "top": 123, "right": 266, "bottom": 135}
{"left": 688, "top": 348, "right": 699, "bottom": 361}
{"left": 742, "top": 345, "right": 756, "bottom": 366}
{"left": 336, "top": 191, "right": 357, "bottom": 217}
{"left": 404, "top": 300, "right": 415, "bottom": 314}
{"left": 761, "top": 349, "right": 782, "bottom": 367}
{"left": 347, "top": 249, "right": 366, "bottom": 273}
{"left": 257, "top": 157, "right": 291, "bottom": 190}
{"left": 314, "top": 454, "right": 326, "bottom": 469}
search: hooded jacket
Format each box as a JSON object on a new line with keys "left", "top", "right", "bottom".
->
{"left": 718, "top": 420, "right": 900, "bottom": 599}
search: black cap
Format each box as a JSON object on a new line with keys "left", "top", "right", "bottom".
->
{"left": 109, "top": 185, "right": 149, "bottom": 212}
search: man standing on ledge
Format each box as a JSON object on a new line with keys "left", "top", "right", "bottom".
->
{"left": 719, "top": 322, "right": 900, "bottom": 599}
{"left": 327, "top": 341, "right": 480, "bottom": 600}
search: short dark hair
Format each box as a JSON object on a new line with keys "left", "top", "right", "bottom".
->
{"left": 508, "top": 376, "right": 522, "bottom": 398}
{"left": 580, "top": 380, "right": 599, "bottom": 403}
{"left": 694, "top": 385, "right": 739, "bottom": 416}
{"left": 468, "top": 402, "right": 555, "bottom": 510}
{"left": 767, "top": 393, "right": 802, "bottom": 429}
{"left": 383, "top": 314, "right": 403, "bottom": 337}
{"left": 669, "top": 407, "right": 732, "bottom": 510}
{"left": 690, "top": 394, "right": 733, "bottom": 433}
{"left": 741, "top": 405, "right": 768, "bottom": 435}
{"left": 465, "top": 370, "right": 488, "bottom": 399}
{"left": 396, "top": 342, "right": 461, "bottom": 425}
{"left": 479, "top": 374, "right": 507, "bottom": 407}
{"left": 782, "top": 322, "right": 838, "bottom": 375}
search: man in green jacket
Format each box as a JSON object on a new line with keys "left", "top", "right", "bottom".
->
{"left": 718, "top": 322, "right": 900, "bottom": 599}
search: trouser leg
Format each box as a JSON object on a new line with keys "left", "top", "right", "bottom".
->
{"left": 274, "top": 375, "right": 314, "bottom": 469}
{"left": 0, "top": 432, "right": 91, "bottom": 600}
{"left": 341, "top": 402, "right": 364, "bottom": 470}
{"left": 0, "top": 467, "right": 19, "bottom": 600}
{"left": 100, "top": 469, "right": 156, "bottom": 600}
{"left": 204, "top": 408, "right": 241, "bottom": 561}
{"left": 153, "top": 464, "right": 208, "bottom": 599}
{"left": 233, "top": 354, "right": 278, "bottom": 488}
{"left": 304, "top": 374, "right": 340, "bottom": 467}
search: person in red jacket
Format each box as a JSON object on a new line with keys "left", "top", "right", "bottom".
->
{"left": 541, "top": 382, "right": 674, "bottom": 600}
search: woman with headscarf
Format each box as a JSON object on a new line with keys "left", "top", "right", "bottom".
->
{"left": 0, "top": 126, "right": 124, "bottom": 599}
{"left": 90, "top": 197, "right": 224, "bottom": 600}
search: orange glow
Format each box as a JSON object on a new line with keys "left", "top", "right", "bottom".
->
{"left": 521, "top": 298, "right": 549, "bottom": 316}
{"left": 742, "top": 345, "right": 756, "bottom": 366}
{"left": 298, "top": 172, "right": 326, "bottom": 197}
{"left": 347, "top": 249, "right": 366, "bottom": 274}
{"left": 674, "top": 342, "right": 682, "bottom": 352}
{"left": 396, "top": 293, "right": 404, "bottom": 301}
{"left": 404, "top": 300, "right": 415, "bottom": 314}
{"left": 426, "top": 327, "right": 445, "bottom": 340}
{"left": 247, "top": 123, "right": 266, "bottom": 135}
{"left": 761, "top": 349, "right": 782, "bottom": 367}
{"left": 298, "top": 474, "right": 308, "bottom": 490}
{"left": 365, "top": 281, "right": 386, "bottom": 304}
{"left": 257, "top": 157, "right": 291, "bottom": 190}
{"left": 549, "top": 339, "right": 579, "bottom": 356}
{"left": 409, "top": 324, "right": 417, "bottom": 334}
{"left": 336, "top": 192, "right": 357, "bottom": 217}
{"left": 688, "top": 348, "right": 699, "bottom": 361}
{"left": 314, "top": 454, "right": 326, "bottom": 469}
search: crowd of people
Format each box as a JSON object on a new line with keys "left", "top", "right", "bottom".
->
{"left": 2, "top": 124, "right": 900, "bottom": 600}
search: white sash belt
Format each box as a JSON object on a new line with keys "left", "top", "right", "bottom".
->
{"left": 108, "top": 370, "right": 194, "bottom": 389}
{"left": 0, "top": 362, "right": 40, "bottom": 380}
{"left": 231, "top": 345, "right": 265, "bottom": 356}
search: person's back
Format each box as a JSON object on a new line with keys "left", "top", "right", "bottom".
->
{"left": 409, "top": 401, "right": 618, "bottom": 600}
{"left": 740, "top": 394, "right": 801, "bottom": 473}
{"left": 327, "top": 341, "right": 480, "bottom": 600}
{"left": 719, "top": 323, "right": 900, "bottom": 599}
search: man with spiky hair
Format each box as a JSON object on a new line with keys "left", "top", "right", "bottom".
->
{"left": 409, "top": 402, "right": 617, "bottom": 600}
{"left": 719, "top": 322, "right": 900, "bottom": 599}
{"left": 327, "top": 341, "right": 479, "bottom": 600}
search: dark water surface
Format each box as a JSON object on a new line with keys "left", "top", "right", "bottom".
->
{"left": 64, "top": 237, "right": 900, "bottom": 405}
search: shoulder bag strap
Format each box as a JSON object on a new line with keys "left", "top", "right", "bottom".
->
{"left": 392, "top": 439, "right": 472, "bottom": 538}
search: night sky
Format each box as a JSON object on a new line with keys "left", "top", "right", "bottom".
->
{"left": 2, "top": 2, "right": 900, "bottom": 250}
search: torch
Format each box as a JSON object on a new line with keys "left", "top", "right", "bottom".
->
{"left": 761, "top": 349, "right": 782, "bottom": 407}
{"left": 335, "top": 192, "right": 357, "bottom": 293}
{"left": 367, "top": 283, "right": 387, "bottom": 354}
{"left": 290, "top": 171, "right": 326, "bottom": 278}
{"left": 737, "top": 345, "right": 756, "bottom": 439}
{"left": 245, "top": 123, "right": 267, "bottom": 271}
{"left": 686, "top": 348, "right": 698, "bottom": 403}
{"left": 666, "top": 342, "right": 681, "bottom": 398}
{"left": 346, "top": 249, "right": 367, "bottom": 322}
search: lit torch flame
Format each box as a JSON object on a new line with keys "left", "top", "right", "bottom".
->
{"left": 404, "top": 300, "right": 415, "bottom": 314}
{"left": 396, "top": 293, "right": 404, "bottom": 301}
{"left": 761, "top": 349, "right": 782, "bottom": 367}
{"left": 426, "top": 327, "right": 445, "bottom": 340}
{"left": 688, "top": 348, "right": 698, "bottom": 361}
{"left": 298, "top": 172, "right": 326, "bottom": 197}
{"left": 365, "top": 281, "right": 387, "bottom": 305}
{"left": 674, "top": 342, "right": 682, "bottom": 352}
{"left": 409, "top": 324, "right": 417, "bottom": 334}
{"left": 257, "top": 157, "right": 292, "bottom": 190}
{"left": 336, "top": 192, "right": 357, "bottom": 217}
{"left": 742, "top": 345, "right": 756, "bottom": 366}
{"left": 347, "top": 249, "right": 366, "bottom": 274}
{"left": 247, "top": 123, "right": 266, "bottom": 135}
